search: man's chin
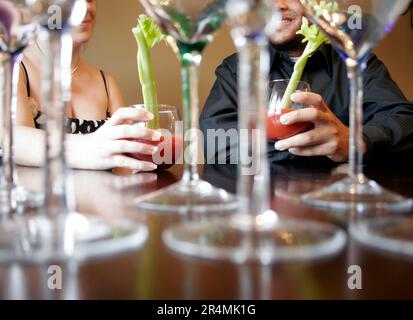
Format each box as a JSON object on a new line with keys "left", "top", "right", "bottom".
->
{"left": 270, "top": 36, "right": 305, "bottom": 54}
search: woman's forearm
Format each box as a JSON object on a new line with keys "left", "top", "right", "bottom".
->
{"left": 14, "top": 126, "right": 46, "bottom": 167}
{"left": 14, "top": 126, "right": 89, "bottom": 169}
{"left": 14, "top": 107, "right": 162, "bottom": 171}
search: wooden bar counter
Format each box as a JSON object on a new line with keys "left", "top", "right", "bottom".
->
{"left": 0, "top": 161, "right": 412, "bottom": 300}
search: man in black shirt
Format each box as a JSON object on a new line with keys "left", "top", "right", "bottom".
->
{"left": 200, "top": 0, "right": 413, "bottom": 165}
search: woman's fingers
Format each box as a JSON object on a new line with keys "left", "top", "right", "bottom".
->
{"left": 104, "top": 124, "right": 162, "bottom": 141}
{"left": 107, "top": 140, "right": 158, "bottom": 155}
{"left": 106, "top": 107, "right": 154, "bottom": 126}
{"left": 86, "top": 107, "right": 165, "bottom": 171}
{"left": 109, "top": 155, "right": 157, "bottom": 171}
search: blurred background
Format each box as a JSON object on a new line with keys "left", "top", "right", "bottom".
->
{"left": 84, "top": 0, "right": 413, "bottom": 111}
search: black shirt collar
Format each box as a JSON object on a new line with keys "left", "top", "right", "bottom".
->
{"left": 269, "top": 43, "right": 333, "bottom": 75}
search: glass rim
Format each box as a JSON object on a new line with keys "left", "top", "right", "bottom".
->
{"left": 131, "top": 104, "right": 179, "bottom": 114}
{"left": 269, "top": 79, "right": 310, "bottom": 86}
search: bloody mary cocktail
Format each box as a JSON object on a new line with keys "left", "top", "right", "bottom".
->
{"left": 267, "top": 108, "right": 314, "bottom": 140}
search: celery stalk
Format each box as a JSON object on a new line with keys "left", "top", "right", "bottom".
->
{"left": 133, "top": 28, "right": 159, "bottom": 128}
{"left": 279, "top": 53, "right": 309, "bottom": 109}
{"left": 132, "top": 15, "right": 165, "bottom": 129}
{"left": 279, "top": 3, "right": 335, "bottom": 109}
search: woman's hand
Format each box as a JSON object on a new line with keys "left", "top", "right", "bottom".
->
{"left": 68, "top": 107, "right": 162, "bottom": 171}
{"left": 273, "top": 92, "right": 361, "bottom": 162}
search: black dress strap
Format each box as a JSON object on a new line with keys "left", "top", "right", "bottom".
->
{"left": 20, "top": 61, "right": 31, "bottom": 97}
{"left": 100, "top": 70, "right": 109, "bottom": 97}
{"left": 100, "top": 70, "right": 110, "bottom": 117}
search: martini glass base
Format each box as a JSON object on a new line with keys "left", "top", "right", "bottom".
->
{"left": 0, "top": 185, "right": 44, "bottom": 214}
{"left": 13, "top": 186, "right": 44, "bottom": 210}
{"left": 350, "top": 217, "right": 413, "bottom": 257}
{"left": 134, "top": 179, "right": 239, "bottom": 213}
{"left": 0, "top": 186, "right": 10, "bottom": 214}
{"left": 163, "top": 212, "right": 347, "bottom": 264}
{"left": 301, "top": 176, "right": 413, "bottom": 211}
{"left": 0, "top": 213, "right": 148, "bottom": 264}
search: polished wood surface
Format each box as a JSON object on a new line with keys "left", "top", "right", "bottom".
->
{"left": 1, "top": 161, "right": 413, "bottom": 300}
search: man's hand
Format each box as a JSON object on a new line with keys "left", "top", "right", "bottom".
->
{"left": 273, "top": 92, "right": 356, "bottom": 162}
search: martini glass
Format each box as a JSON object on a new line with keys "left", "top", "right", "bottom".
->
{"left": 135, "top": 0, "right": 238, "bottom": 213}
{"left": 350, "top": 215, "right": 413, "bottom": 258}
{"left": 0, "top": 0, "right": 148, "bottom": 264}
{"left": 0, "top": 0, "right": 43, "bottom": 214}
{"left": 299, "top": 0, "right": 412, "bottom": 211}
{"left": 162, "top": 0, "right": 346, "bottom": 264}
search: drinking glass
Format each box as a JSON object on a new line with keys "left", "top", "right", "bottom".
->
{"left": 267, "top": 79, "right": 313, "bottom": 140}
{"left": 299, "top": 0, "right": 413, "bottom": 210}
{"left": 127, "top": 104, "right": 183, "bottom": 171}
{"left": 162, "top": 0, "right": 346, "bottom": 264}
{"left": 0, "top": 0, "right": 43, "bottom": 214}
{"left": 0, "top": 0, "right": 149, "bottom": 263}
{"left": 135, "top": 0, "right": 238, "bottom": 213}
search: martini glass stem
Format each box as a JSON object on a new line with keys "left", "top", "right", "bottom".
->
{"left": 1, "top": 52, "right": 24, "bottom": 213}
{"left": 41, "top": 30, "right": 73, "bottom": 216}
{"left": 346, "top": 58, "right": 365, "bottom": 182}
{"left": 4, "top": 56, "right": 17, "bottom": 189}
{"left": 179, "top": 48, "right": 202, "bottom": 185}
{"left": 237, "top": 38, "right": 270, "bottom": 215}
{"left": 0, "top": 54, "right": 13, "bottom": 214}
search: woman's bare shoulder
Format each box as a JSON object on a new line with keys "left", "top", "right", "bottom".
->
{"left": 81, "top": 62, "right": 120, "bottom": 84}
